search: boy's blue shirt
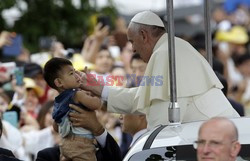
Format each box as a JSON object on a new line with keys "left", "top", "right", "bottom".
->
{"left": 52, "top": 89, "right": 88, "bottom": 124}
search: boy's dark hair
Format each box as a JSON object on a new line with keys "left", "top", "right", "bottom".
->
{"left": 43, "top": 57, "right": 72, "bottom": 90}
{"left": 130, "top": 53, "right": 143, "bottom": 64}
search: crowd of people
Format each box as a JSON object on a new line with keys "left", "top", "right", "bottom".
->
{"left": 0, "top": 0, "right": 250, "bottom": 160}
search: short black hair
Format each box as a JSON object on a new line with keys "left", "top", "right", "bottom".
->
{"left": 24, "top": 63, "right": 43, "bottom": 78}
{"left": 130, "top": 53, "right": 143, "bottom": 64}
{"left": 43, "top": 57, "right": 72, "bottom": 90}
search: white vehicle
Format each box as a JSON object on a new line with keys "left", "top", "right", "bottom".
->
{"left": 124, "top": 117, "right": 250, "bottom": 161}
{"left": 124, "top": 0, "right": 250, "bottom": 160}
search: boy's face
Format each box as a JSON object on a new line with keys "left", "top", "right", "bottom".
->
{"left": 57, "top": 65, "right": 81, "bottom": 89}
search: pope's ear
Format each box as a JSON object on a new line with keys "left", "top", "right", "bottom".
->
{"left": 140, "top": 29, "right": 148, "bottom": 42}
{"left": 54, "top": 78, "right": 62, "bottom": 88}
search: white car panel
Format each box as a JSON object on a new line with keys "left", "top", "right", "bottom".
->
{"left": 124, "top": 117, "right": 250, "bottom": 161}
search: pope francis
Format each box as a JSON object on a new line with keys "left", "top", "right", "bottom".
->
{"left": 82, "top": 11, "right": 239, "bottom": 129}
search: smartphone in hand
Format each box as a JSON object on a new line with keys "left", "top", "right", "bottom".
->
{"left": 14, "top": 67, "right": 24, "bottom": 86}
{"left": 3, "top": 111, "right": 18, "bottom": 128}
{"left": 97, "top": 15, "right": 111, "bottom": 29}
{"left": 2, "top": 34, "right": 23, "bottom": 56}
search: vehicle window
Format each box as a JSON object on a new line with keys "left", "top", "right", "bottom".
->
{"left": 128, "top": 145, "right": 196, "bottom": 161}
{"left": 238, "top": 144, "right": 250, "bottom": 160}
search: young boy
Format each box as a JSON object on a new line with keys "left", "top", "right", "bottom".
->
{"left": 43, "top": 57, "right": 101, "bottom": 161}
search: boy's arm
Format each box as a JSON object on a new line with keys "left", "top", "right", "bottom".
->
{"left": 75, "top": 90, "right": 102, "bottom": 110}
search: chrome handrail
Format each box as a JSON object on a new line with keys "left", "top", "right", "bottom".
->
{"left": 166, "top": 0, "right": 180, "bottom": 125}
{"left": 204, "top": 0, "right": 213, "bottom": 66}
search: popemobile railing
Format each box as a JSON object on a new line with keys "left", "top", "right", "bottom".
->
{"left": 166, "top": 0, "right": 213, "bottom": 125}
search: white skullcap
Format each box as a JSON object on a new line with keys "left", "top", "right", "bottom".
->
{"left": 131, "top": 11, "right": 164, "bottom": 27}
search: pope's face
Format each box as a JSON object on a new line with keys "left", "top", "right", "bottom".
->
{"left": 127, "top": 26, "right": 151, "bottom": 63}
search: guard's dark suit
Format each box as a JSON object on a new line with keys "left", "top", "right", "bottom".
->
{"left": 0, "top": 148, "right": 21, "bottom": 161}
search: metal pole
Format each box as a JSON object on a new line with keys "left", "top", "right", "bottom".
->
{"left": 204, "top": 0, "right": 213, "bottom": 66}
{"left": 167, "top": 0, "right": 180, "bottom": 125}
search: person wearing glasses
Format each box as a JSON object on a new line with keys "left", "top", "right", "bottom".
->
{"left": 194, "top": 117, "right": 241, "bottom": 161}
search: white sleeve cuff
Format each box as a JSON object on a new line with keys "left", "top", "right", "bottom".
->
{"left": 95, "top": 129, "right": 108, "bottom": 148}
{"left": 101, "top": 86, "right": 109, "bottom": 101}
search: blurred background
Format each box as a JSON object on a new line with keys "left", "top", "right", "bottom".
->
{"left": 1, "top": 0, "right": 250, "bottom": 160}
{"left": 0, "top": 0, "right": 226, "bottom": 53}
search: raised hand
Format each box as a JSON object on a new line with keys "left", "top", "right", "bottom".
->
{"left": 0, "top": 31, "right": 12, "bottom": 48}
{"left": 81, "top": 23, "right": 109, "bottom": 63}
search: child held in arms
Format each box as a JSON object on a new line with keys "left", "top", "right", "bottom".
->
{"left": 44, "top": 57, "right": 102, "bottom": 161}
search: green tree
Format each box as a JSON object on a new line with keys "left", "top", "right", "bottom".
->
{"left": 0, "top": 0, "right": 17, "bottom": 30}
{"left": 0, "top": 0, "right": 117, "bottom": 52}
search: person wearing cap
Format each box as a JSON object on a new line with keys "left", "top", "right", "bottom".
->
{"left": 79, "top": 11, "right": 239, "bottom": 130}
{"left": 215, "top": 26, "right": 249, "bottom": 88}
{"left": 24, "top": 63, "right": 50, "bottom": 104}
{"left": 11, "top": 77, "right": 44, "bottom": 120}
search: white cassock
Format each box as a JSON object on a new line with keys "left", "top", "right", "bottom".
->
{"left": 105, "top": 33, "right": 239, "bottom": 129}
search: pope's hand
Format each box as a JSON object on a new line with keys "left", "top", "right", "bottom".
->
{"left": 76, "top": 67, "right": 103, "bottom": 97}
